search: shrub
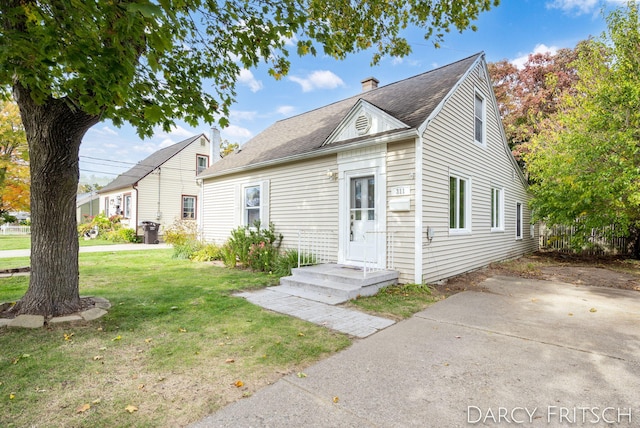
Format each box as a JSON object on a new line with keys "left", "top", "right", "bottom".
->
{"left": 163, "top": 219, "right": 198, "bottom": 246}
{"left": 77, "top": 212, "right": 121, "bottom": 238}
{"left": 223, "top": 221, "right": 283, "bottom": 272}
{"left": 191, "top": 243, "right": 222, "bottom": 262}
{"left": 173, "top": 240, "right": 203, "bottom": 259}
{"left": 273, "top": 249, "right": 317, "bottom": 277}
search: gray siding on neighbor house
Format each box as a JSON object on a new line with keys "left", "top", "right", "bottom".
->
{"left": 386, "top": 139, "right": 417, "bottom": 284}
{"left": 421, "top": 64, "right": 537, "bottom": 283}
{"left": 202, "top": 156, "right": 340, "bottom": 253}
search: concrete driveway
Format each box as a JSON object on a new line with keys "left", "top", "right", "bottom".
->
{"left": 192, "top": 276, "right": 640, "bottom": 427}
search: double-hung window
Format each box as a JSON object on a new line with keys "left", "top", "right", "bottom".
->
{"left": 490, "top": 187, "right": 504, "bottom": 231}
{"left": 182, "top": 195, "right": 196, "bottom": 220}
{"left": 474, "top": 91, "right": 485, "bottom": 146}
{"left": 244, "top": 185, "right": 261, "bottom": 227}
{"left": 123, "top": 193, "right": 132, "bottom": 219}
{"left": 196, "top": 155, "right": 209, "bottom": 174}
{"left": 449, "top": 174, "right": 470, "bottom": 232}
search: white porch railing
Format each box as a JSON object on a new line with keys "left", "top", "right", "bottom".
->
{"left": 296, "top": 229, "right": 395, "bottom": 278}
{"left": 363, "top": 230, "right": 395, "bottom": 277}
{"left": 0, "top": 224, "right": 31, "bottom": 235}
{"left": 297, "top": 230, "right": 337, "bottom": 267}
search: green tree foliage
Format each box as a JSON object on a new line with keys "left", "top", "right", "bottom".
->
{"left": 525, "top": 2, "right": 640, "bottom": 254}
{"left": 0, "top": 0, "right": 499, "bottom": 316}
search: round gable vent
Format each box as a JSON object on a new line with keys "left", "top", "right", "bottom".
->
{"left": 355, "top": 113, "right": 371, "bottom": 135}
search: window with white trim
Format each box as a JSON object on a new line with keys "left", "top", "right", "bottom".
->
{"left": 449, "top": 174, "right": 470, "bottom": 232}
{"left": 490, "top": 187, "right": 504, "bottom": 231}
{"left": 244, "top": 185, "right": 261, "bottom": 227}
{"left": 123, "top": 193, "right": 132, "bottom": 219}
{"left": 474, "top": 91, "right": 485, "bottom": 146}
{"left": 516, "top": 202, "right": 523, "bottom": 240}
{"left": 182, "top": 195, "right": 196, "bottom": 220}
{"left": 196, "top": 155, "right": 209, "bottom": 174}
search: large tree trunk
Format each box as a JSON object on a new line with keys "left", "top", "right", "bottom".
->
{"left": 12, "top": 83, "right": 100, "bottom": 317}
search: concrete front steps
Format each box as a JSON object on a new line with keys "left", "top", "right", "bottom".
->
{"left": 272, "top": 263, "right": 398, "bottom": 305}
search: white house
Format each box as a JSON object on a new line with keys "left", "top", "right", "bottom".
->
{"left": 199, "top": 53, "right": 538, "bottom": 284}
{"left": 98, "top": 134, "right": 211, "bottom": 236}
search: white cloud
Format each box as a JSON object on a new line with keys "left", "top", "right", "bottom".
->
{"left": 238, "top": 69, "right": 263, "bottom": 92}
{"left": 511, "top": 44, "right": 559, "bottom": 69}
{"left": 159, "top": 138, "right": 175, "bottom": 148}
{"left": 223, "top": 124, "right": 253, "bottom": 141}
{"left": 289, "top": 70, "right": 345, "bottom": 92}
{"left": 276, "top": 105, "right": 295, "bottom": 116}
{"left": 230, "top": 110, "right": 258, "bottom": 122}
{"left": 546, "top": 0, "right": 599, "bottom": 15}
{"left": 132, "top": 142, "right": 159, "bottom": 154}
{"left": 104, "top": 143, "right": 118, "bottom": 149}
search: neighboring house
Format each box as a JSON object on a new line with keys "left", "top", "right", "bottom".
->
{"left": 98, "top": 134, "right": 211, "bottom": 236}
{"left": 76, "top": 192, "right": 100, "bottom": 222}
{"left": 199, "top": 53, "right": 538, "bottom": 284}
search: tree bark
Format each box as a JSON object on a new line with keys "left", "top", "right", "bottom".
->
{"left": 12, "top": 83, "right": 100, "bottom": 317}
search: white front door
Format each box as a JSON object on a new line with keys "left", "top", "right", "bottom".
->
{"left": 347, "top": 175, "right": 376, "bottom": 262}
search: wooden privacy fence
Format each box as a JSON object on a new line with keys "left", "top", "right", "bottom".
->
{"left": 539, "top": 223, "right": 629, "bottom": 255}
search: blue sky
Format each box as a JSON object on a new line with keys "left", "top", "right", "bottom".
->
{"left": 79, "top": 0, "right": 620, "bottom": 182}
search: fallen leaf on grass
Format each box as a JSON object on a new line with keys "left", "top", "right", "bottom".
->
{"left": 99, "top": 346, "right": 107, "bottom": 351}
{"left": 64, "top": 333, "right": 74, "bottom": 341}
{"left": 225, "top": 358, "right": 235, "bottom": 363}
{"left": 296, "top": 372, "right": 307, "bottom": 378}
{"left": 93, "top": 356, "right": 103, "bottom": 361}
{"left": 76, "top": 403, "right": 90, "bottom": 414}
{"left": 138, "top": 384, "right": 145, "bottom": 390}
{"left": 92, "top": 398, "right": 101, "bottom": 404}
{"left": 178, "top": 328, "right": 187, "bottom": 333}
{"left": 297, "top": 332, "right": 305, "bottom": 337}
{"left": 234, "top": 380, "right": 244, "bottom": 388}
{"left": 112, "top": 335, "right": 122, "bottom": 341}
{"left": 144, "top": 338, "right": 152, "bottom": 343}
{"left": 125, "top": 405, "right": 138, "bottom": 413}
{"left": 9, "top": 393, "right": 15, "bottom": 400}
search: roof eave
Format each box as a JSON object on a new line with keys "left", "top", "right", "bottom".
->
{"left": 200, "top": 128, "right": 419, "bottom": 180}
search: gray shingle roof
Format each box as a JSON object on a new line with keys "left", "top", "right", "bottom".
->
{"left": 98, "top": 133, "right": 206, "bottom": 193}
{"left": 201, "top": 53, "right": 482, "bottom": 177}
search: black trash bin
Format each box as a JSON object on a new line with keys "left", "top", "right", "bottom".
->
{"left": 141, "top": 221, "right": 160, "bottom": 244}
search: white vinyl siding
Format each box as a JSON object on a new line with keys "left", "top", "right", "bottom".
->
{"left": 421, "top": 63, "right": 536, "bottom": 283}
{"left": 202, "top": 157, "right": 339, "bottom": 254}
{"left": 386, "top": 139, "right": 416, "bottom": 284}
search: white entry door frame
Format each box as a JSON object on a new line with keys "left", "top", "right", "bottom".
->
{"left": 337, "top": 146, "right": 387, "bottom": 268}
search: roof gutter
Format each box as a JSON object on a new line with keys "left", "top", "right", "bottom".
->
{"left": 198, "top": 128, "right": 419, "bottom": 180}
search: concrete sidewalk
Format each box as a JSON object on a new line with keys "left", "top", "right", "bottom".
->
{"left": 0, "top": 243, "right": 171, "bottom": 258}
{"left": 192, "top": 276, "right": 640, "bottom": 427}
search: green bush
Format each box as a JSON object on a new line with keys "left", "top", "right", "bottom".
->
{"left": 172, "top": 240, "right": 203, "bottom": 259}
{"left": 273, "top": 249, "right": 317, "bottom": 277}
{"left": 78, "top": 213, "right": 122, "bottom": 238}
{"left": 163, "top": 219, "right": 198, "bottom": 246}
{"left": 223, "top": 221, "right": 283, "bottom": 272}
{"left": 191, "top": 243, "right": 222, "bottom": 262}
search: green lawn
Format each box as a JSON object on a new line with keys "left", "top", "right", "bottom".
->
{"left": 0, "top": 235, "right": 118, "bottom": 251}
{"left": 0, "top": 250, "right": 351, "bottom": 427}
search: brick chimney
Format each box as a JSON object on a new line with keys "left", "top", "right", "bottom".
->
{"left": 361, "top": 77, "right": 379, "bottom": 92}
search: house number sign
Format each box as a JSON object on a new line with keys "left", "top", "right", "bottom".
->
{"left": 391, "top": 186, "right": 411, "bottom": 196}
